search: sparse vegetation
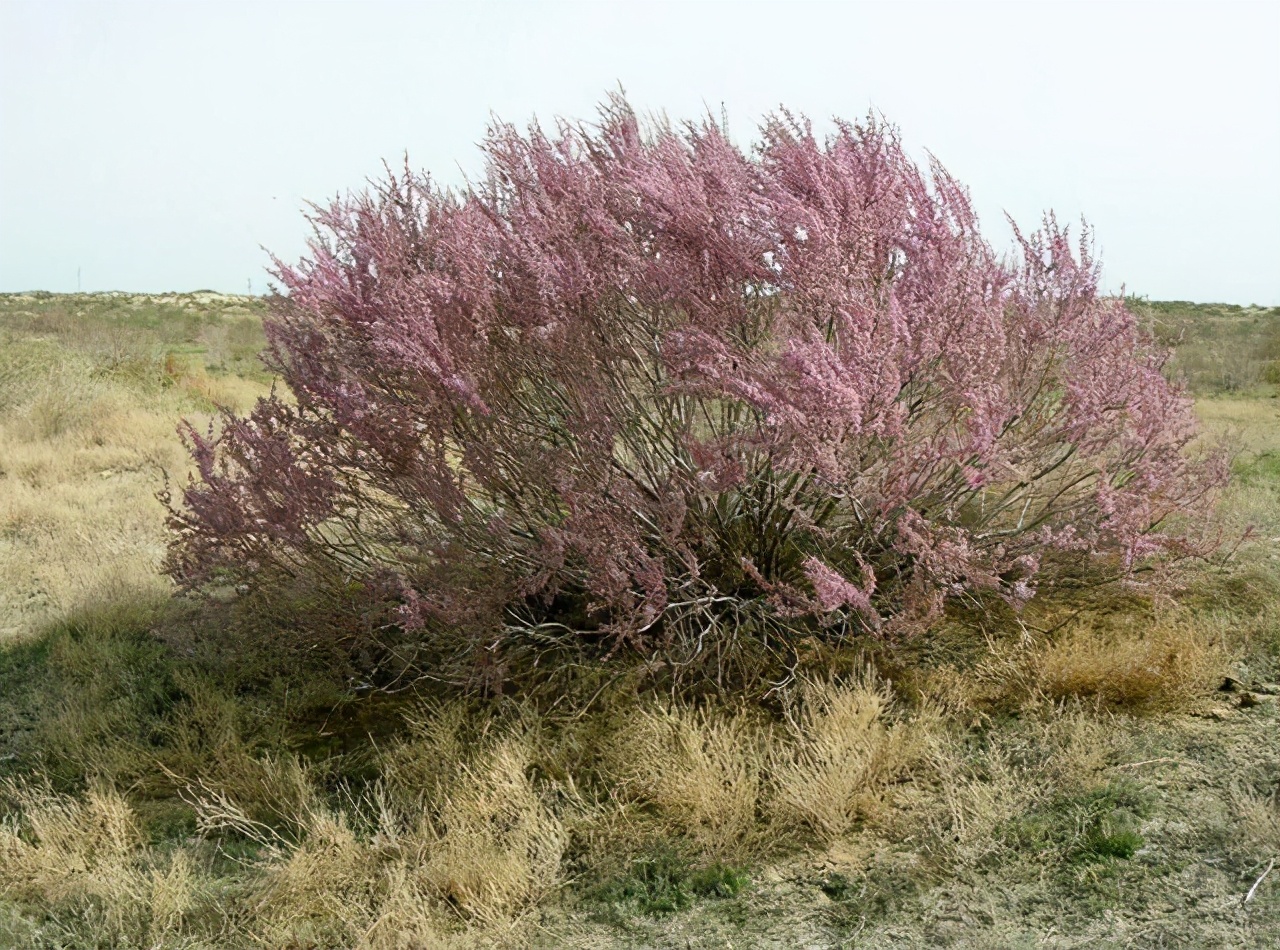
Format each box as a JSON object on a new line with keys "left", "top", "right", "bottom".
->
{"left": 1135, "top": 297, "right": 1280, "bottom": 396}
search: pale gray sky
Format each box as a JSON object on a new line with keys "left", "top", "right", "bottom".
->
{"left": 2, "top": 0, "right": 1277, "bottom": 303}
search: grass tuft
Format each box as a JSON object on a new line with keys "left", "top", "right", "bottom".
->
{"left": 771, "top": 672, "right": 931, "bottom": 841}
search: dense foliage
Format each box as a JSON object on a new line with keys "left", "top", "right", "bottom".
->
{"left": 166, "top": 96, "right": 1225, "bottom": 676}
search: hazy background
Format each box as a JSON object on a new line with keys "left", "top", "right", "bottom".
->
{"left": 2, "top": 0, "right": 1277, "bottom": 303}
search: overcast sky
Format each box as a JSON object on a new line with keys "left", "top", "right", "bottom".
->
{"left": 2, "top": 0, "right": 1277, "bottom": 303}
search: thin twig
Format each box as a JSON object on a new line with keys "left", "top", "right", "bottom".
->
{"left": 1243, "top": 857, "right": 1275, "bottom": 906}
{"left": 1110, "top": 757, "right": 1182, "bottom": 771}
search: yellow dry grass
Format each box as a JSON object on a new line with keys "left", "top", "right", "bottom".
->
{"left": 604, "top": 675, "right": 937, "bottom": 851}
{"left": 920, "top": 609, "right": 1230, "bottom": 718}
{"left": 0, "top": 782, "right": 200, "bottom": 945}
{"left": 770, "top": 673, "right": 932, "bottom": 841}
{"left": 607, "top": 704, "right": 764, "bottom": 849}
{"left": 0, "top": 771, "right": 516, "bottom": 948}
{"left": 1194, "top": 396, "right": 1280, "bottom": 456}
{"left": 182, "top": 717, "right": 568, "bottom": 947}
{"left": 0, "top": 324, "right": 269, "bottom": 642}
{"left": 1031, "top": 618, "right": 1226, "bottom": 711}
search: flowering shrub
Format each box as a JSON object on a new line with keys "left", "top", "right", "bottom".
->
{"left": 165, "top": 96, "right": 1225, "bottom": 673}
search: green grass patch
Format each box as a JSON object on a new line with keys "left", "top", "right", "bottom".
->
{"left": 1234, "top": 450, "right": 1280, "bottom": 487}
{"left": 1075, "top": 826, "right": 1143, "bottom": 862}
{"left": 588, "top": 847, "right": 750, "bottom": 918}
{"left": 1008, "top": 780, "right": 1151, "bottom": 863}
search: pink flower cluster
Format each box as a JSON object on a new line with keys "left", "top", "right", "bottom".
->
{"left": 165, "top": 95, "right": 1226, "bottom": 656}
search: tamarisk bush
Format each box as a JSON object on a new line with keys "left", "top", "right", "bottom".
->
{"left": 166, "top": 95, "right": 1225, "bottom": 677}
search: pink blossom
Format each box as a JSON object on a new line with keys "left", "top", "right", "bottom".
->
{"left": 165, "top": 94, "right": 1227, "bottom": 662}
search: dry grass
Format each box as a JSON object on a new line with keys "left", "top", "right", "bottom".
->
{"left": 1232, "top": 783, "right": 1280, "bottom": 859}
{"left": 1031, "top": 618, "right": 1226, "bottom": 711}
{"left": 0, "top": 300, "right": 271, "bottom": 643}
{"left": 886, "top": 708, "right": 1129, "bottom": 877}
{"left": 920, "top": 738, "right": 1037, "bottom": 870}
{"left": 1194, "top": 397, "right": 1280, "bottom": 456}
{"left": 607, "top": 704, "right": 765, "bottom": 850}
{"left": 0, "top": 771, "right": 508, "bottom": 949}
{"left": 421, "top": 739, "right": 566, "bottom": 921}
{"left": 1194, "top": 396, "right": 1280, "bottom": 543}
{"left": 0, "top": 419, "right": 179, "bottom": 642}
{"left": 919, "top": 610, "right": 1230, "bottom": 718}
{"left": 181, "top": 715, "right": 569, "bottom": 947}
{"left": 0, "top": 782, "right": 204, "bottom": 945}
{"left": 602, "top": 675, "right": 937, "bottom": 852}
{"left": 770, "top": 673, "right": 931, "bottom": 841}
{"left": 380, "top": 702, "right": 478, "bottom": 810}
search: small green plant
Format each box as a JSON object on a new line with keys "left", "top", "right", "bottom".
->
{"left": 819, "top": 871, "right": 853, "bottom": 900}
{"left": 1075, "top": 826, "right": 1143, "bottom": 862}
{"left": 1007, "top": 780, "right": 1150, "bottom": 867}
{"left": 589, "top": 848, "right": 749, "bottom": 917}
{"left": 687, "top": 863, "right": 751, "bottom": 899}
